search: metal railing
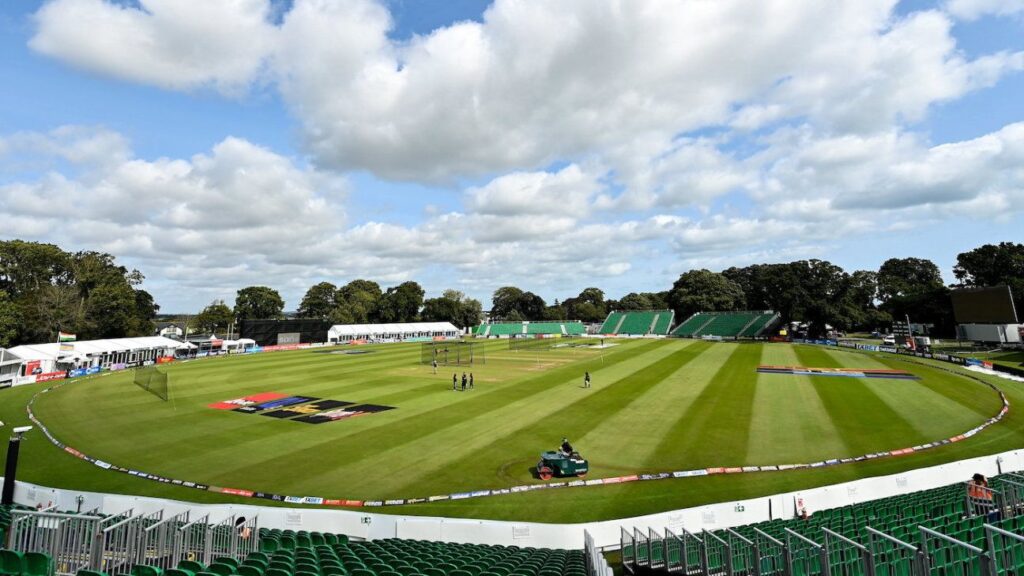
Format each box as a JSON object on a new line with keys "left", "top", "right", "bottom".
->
{"left": 784, "top": 528, "right": 829, "bottom": 576}
{"left": 822, "top": 528, "right": 873, "bottom": 576}
{"left": 984, "top": 523, "right": 1024, "bottom": 576}
{"left": 919, "top": 525, "right": 994, "bottom": 576}
{"left": 7, "top": 509, "right": 105, "bottom": 576}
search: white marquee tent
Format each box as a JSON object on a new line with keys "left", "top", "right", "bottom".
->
{"left": 327, "top": 322, "right": 460, "bottom": 343}
{"left": 8, "top": 336, "right": 187, "bottom": 374}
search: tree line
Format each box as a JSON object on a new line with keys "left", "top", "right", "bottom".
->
{"left": 2, "top": 239, "right": 1020, "bottom": 346}
{"left": 0, "top": 240, "right": 159, "bottom": 347}
{"left": 189, "top": 281, "right": 484, "bottom": 335}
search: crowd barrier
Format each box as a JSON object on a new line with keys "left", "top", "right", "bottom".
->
{"left": 5, "top": 449, "right": 1024, "bottom": 550}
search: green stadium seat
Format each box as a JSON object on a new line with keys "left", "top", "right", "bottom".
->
{"left": 216, "top": 558, "right": 240, "bottom": 570}
{"left": 77, "top": 571, "right": 108, "bottom": 576}
{"left": 178, "top": 561, "right": 206, "bottom": 574}
{"left": 22, "top": 552, "right": 52, "bottom": 576}
{"left": 237, "top": 567, "right": 263, "bottom": 576}
{"left": 167, "top": 570, "right": 194, "bottom": 576}
{"left": 207, "top": 564, "right": 236, "bottom": 576}
{"left": 131, "top": 565, "right": 163, "bottom": 576}
{"left": 0, "top": 550, "right": 25, "bottom": 576}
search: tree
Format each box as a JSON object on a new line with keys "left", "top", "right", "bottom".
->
{"left": 0, "top": 290, "right": 20, "bottom": 347}
{"left": 877, "top": 257, "right": 944, "bottom": 302}
{"left": 491, "top": 287, "right": 525, "bottom": 319}
{"left": 86, "top": 283, "right": 137, "bottom": 338}
{"left": 373, "top": 281, "right": 425, "bottom": 323}
{"left": 234, "top": 286, "right": 285, "bottom": 320}
{"left": 668, "top": 269, "right": 746, "bottom": 320}
{"left": 421, "top": 289, "right": 481, "bottom": 328}
{"left": 298, "top": 282, "right": 338, "bottom": 319}
{"left": 194, "top": 300, "right": 234, "bottom": 334}
{"left": 490, "top": 286, "right": 546, "bottom": 320}
{"left": 617, "top": 293, "right": 654, "bottom": 311}
{"left": 563, "top": 287, "right": 607, "bottom": 322}
{"left": 954, "top": 242, "right": 1024, "bottom": 314}
{"left": 334, "top": 279, "right": 382, "bottom": 324}
{"left": 129, "top": 289, "right": 160, "bottom": 336}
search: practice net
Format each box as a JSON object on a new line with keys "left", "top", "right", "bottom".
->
{"left": 133, "top": 365, "right": 169, "bottom": 401}
{"left": 421, "top": 341, "right": 485, "bottom": 365}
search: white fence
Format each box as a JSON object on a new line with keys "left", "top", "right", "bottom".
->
{"left": 5, "top": 448, "right": 1022, "bottom": 551}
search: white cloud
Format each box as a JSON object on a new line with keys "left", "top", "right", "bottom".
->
{"left": 29, "top": 0, "right": 1024, "bottom": 184}
{"left": 30, "top": 0, "right": 279, "bottom": 94}
{"left": 946, "top": 0, "right": 1024, "bottom": 20}
{"left": 466, "top": 164, "right": 601, "bottom": 216}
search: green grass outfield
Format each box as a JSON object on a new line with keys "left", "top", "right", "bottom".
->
{"left": 1, "top": 339, "right": 1022, "bottom": 524}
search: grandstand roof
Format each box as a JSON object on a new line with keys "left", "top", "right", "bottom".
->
{"left": 8, "top": 336, "right": 186, "bottom": 362}
{"left": 328, "top": 322, "right": 460, "bottom": 337}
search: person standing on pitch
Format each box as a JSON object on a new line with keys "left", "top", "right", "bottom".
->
{"left": 432, "top": 359, "right": 438, "bottom": 374}
{"left": 469, "top": 373, "right": 474, "bottom": 389}
{"left": 584, "top": 371, "right": 591, "bottom": 388}
{"left": 453, "top": 373, "right": 458, "bottom": 391}
{"left": 461, "top": 372, "right": 467, "bottom": 391}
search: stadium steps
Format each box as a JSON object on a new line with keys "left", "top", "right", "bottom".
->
{"left": 688, "top": 315, "right": 716, "bottom": 337}
{"left": 612, "top": 314, "right": 626, "bottom": 334}
{"left": 737, "top": 315, "right": 763, "bottom": 337}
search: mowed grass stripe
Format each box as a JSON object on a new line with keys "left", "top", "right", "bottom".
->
{"left": 793, "top": 345, "right": 927, "bottom": 454}
{"left": 819, "top": 348, "right": 994, "bottom": 440}
{"left": 339, "top": 341, "right": 697, "bottom": 495}
{"left": 870, "top": 353, "right": 999, "bottom": 418}
{"left": 185, "top": 340, "right": 670, "bottom": 488}
{"left": 650, "top": 343, "right": 763, "bottom": 467}
{"left": 580, "top": 342, "right": 735, "bottom": 470}
{"left": 746, "top": 344, "right": 850, "bottom": 465}
{"left": 382, "top": 341, "right": 715, "bottom": 496}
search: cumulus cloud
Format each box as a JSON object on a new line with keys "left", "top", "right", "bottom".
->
{"left": 30, "top": 0, "right": 279, "bottom": 94}
{"left": 29, "top": 0, "right": 1024, "bottom": 186}
{"left": 946, "top": 0, "right": 1024, "bottom": 20}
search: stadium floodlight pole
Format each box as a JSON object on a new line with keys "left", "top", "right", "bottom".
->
{"left": 1, "top": 424, "right": 32, "bottom": 506}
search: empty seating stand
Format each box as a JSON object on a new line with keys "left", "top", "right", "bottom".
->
{"left": 477, "top": 323, "right": 585, "bottom": 338}
{"left": 671, "top": 311, "right": 778, "bottom": 339}
{"left": 599, "top": 311, "right": 674, "bottom": 336}
{"left": 123, "top": 529, "right": 588, "bottom": 576}
{"left": 622, "top": 474, "right": 1024, "bottom": 576}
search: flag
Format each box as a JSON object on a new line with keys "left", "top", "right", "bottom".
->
{"left": 58, "top": 331, "right": 76, "bottom": 342}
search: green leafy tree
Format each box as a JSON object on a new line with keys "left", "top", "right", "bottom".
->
{"left": 373, "top": 281, "right": 425, "bottom": 323}
{"left": 877, "top": 257, "right": 944, "bottom": 302}
{"left": 86, "top": 283, "right": 137, "bottom": 338}
{"left": 194, "top": 300, "right": 234, "bottom": 334}
{"left": 0, "top": 290, "right": 21, "bottom": 347}
{"left": 954, "top": 242, "right": 1024, "bottom": 314}
{"left": 333, "top": 279, "right": 382, "bottom": 324}
{"left": 130, "top": 289, "right": 160, "bottom": 336}
{"left": 298, "top": 282, "right": 338, "bottom": 319}
{"left": 234, "top": 286, "right": 285, "bottom": 320}
{"left": 490, "top": 286, "right": 546, "bottom": 320}
{"left": 668, "top": 269, "right": 746, "bottom": 320}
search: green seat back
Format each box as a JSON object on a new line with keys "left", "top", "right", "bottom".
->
{"left": 24, "top": 552, "right": 53, "bottom": 576}
{"left": 0, "top": 550, "right": 26, "bottom": 576}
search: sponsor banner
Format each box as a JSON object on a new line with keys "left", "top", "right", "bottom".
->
{"left": 36, "top": 371, "right": 67, "bottom": 383}
{"left": 672, "top": 469, "right": 708, "bottom": 478}
{"left": 294, "top": 403, "right": 396, "bottom": 424}
{"left": 384, "top": 499, "right": 405, "bottom": 506}
{"left": 364, "top": 501, "right": 383, "bottom": 507}
{"left": 156, "top": 356, "right": 175, "bottom": 364}
{"left": 304, "top": 497, "right": 324, "bottom": 505}
{"left": 724, "top": 467, "right": 743, "bottom": 474}
{"left": 284, "top": 496, "right": 304, "bottom": 504}
{"left": 208, "top": 392, "right": 288, "bottom": 410}
{"left": 706, "top": 467, "right": 726, "bottom": 475}
{"left": 261, "top": 399, "right": 353, "bottom": 419}
{"left": 221, "top": 488, "right": 254, "bottom": 497}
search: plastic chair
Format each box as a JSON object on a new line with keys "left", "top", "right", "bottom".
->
{"left": 0, "top": 550, "right": 26, "bottom": 576}
{"left": 207, "top": 564, "right": 236, "bottom": 576}
{"left": 22, "top": 552, "right": 52, "bottom": 576}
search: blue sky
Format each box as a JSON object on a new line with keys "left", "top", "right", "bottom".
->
{"left": 1, "top": 0, "right": 1023, "bottom": 313}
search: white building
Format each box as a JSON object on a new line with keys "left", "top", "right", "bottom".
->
{"left": 0, "top": 348, "right": 23, "bottom": 388}
{"left": 8, "top": 336, "right": 187, "bottom": 376}
{"left": 327, "top": 322, "right": 460, "bottom": 343}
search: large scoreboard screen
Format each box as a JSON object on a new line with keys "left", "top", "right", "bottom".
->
{"left": 951, "top": 285, "right": 1018, "bottom": 324}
